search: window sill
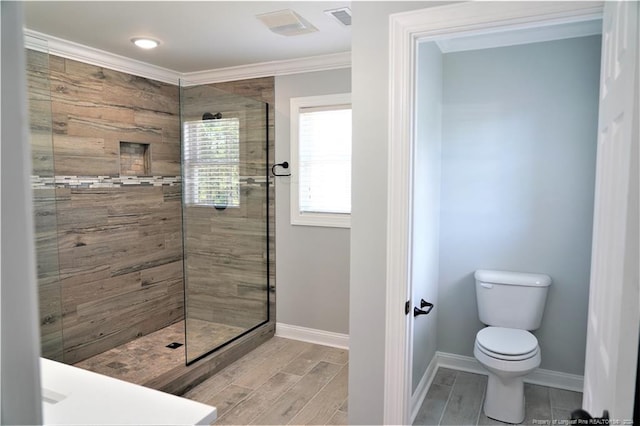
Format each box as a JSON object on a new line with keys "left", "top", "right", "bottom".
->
{"left": 291, "top": 212, "right": 351, "bottom": 229}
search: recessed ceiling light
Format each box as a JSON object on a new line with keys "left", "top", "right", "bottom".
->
{"left": 131, "top": 38, "right": 160, "bottom": 49}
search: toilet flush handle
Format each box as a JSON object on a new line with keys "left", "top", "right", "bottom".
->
{"left": 481, "top": 283, "right": 493, "bottom": 289}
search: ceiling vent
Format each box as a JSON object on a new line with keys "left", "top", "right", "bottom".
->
{"left": 257, "top": 9, "right": 318, "bottom": 36}
{"left": 325, "top": 7, "right": 352, "bottom": 26}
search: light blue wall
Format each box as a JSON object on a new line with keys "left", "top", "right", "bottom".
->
{"left": 412, "top": 41, "right": 442, "bottom": 392}
{"left": 436, "top": 35, "right": 601, "bottom": 375}
{"left": 274, "top": 69, "right": 351, "bottom": 335}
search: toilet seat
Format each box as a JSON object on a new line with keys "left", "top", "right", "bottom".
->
{"left": 476, "top": 327, "right": 539, "bottom": 361}
{"left": 475, "top": 341, "right": 539, "bottom": 361}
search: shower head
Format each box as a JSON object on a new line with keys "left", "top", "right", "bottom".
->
{"left": 202, "top": 112, "right": 222, "bottom": 120}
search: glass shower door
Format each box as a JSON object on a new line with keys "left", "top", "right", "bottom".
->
{"left": 180, "top": 82, "right": 270, "bottom": 364}
{"left": 26, "top": 44, "right": 65, "bottom": 361}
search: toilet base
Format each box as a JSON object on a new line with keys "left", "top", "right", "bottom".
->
{"left": 484, "top": 373, "right": 525, "bottom": 424}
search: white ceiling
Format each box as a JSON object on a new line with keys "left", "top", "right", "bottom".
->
{"left": 24, "top": 1, "right": 352, "bottom": 73}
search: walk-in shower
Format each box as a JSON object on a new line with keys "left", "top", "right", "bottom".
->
{"left": 26, "top": 41, "right": 275, "bottom": 392}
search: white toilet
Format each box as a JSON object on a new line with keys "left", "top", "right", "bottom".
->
{"left": 473, "top": 269, "right": 551, "bottom": 424}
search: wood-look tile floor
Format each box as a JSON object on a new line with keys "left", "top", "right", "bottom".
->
{"left": 414, "top": 368, "right": 583, "bottom": 425}
{"left": 183, "top": 337, "right": 349, "bottom": 425}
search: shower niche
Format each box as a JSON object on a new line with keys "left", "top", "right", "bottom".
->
{"left": 119, "top": 142, "right": 151, "bottom": 176}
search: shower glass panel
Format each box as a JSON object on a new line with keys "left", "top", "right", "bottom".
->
{"left": 180, "top": 82, "right": 270, "bottom": 364}
{"left": 26, "top": 45, "right": 64, "bottom": 361}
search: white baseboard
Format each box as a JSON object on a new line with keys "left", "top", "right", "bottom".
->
{"left": 434, "top": 351, "right": 584, "bottom": 392}
{"left": 410, "top": 351, "right": 584, "bottom": 420}
{"left": 275, "top": 323, "right": 349, "bottom": 350}
{"left": 410, "top": 354, "right": 439, "bottom": 424}
{"left": 435, "top": 351, "right": 488, "bottom": 376}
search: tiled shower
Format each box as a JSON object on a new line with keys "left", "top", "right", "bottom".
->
{"left": 27, "top": 44, "right": 275, "bottom": 392}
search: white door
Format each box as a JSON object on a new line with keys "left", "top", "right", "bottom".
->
{"left": 582, "top": 1, "right": 639, "bottom": 421}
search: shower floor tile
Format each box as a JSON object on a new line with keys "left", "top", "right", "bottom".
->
{"left": 74, "top": 321, "right": 185, "bottom": 385}
{"left": 186, "top": 319, "right": 246, "bottom": 361}
{"left": 74, "top": 319, "right": 245, "bottom": 386}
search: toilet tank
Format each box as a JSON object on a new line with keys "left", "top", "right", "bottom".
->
{"left": 474, "top": 269, "right": 551, "bottom": 330}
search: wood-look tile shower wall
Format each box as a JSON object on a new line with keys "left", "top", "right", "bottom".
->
{"left": 30, "top": 50, "right": 276, "bottom": 364}
{"left": 42, "top": 54, "right": 183, "bottom": 363}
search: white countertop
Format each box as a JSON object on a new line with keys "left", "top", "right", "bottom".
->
{"left": 41, "top": 358, "right": 217, "bottom": 425}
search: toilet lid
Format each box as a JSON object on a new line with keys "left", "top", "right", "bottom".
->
{"left": 476, "top": 327, "right": 538, "bottom": 356}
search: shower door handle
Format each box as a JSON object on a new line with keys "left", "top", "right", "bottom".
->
{"left": 413, "top": 299, "right": 434, "bottom": 317}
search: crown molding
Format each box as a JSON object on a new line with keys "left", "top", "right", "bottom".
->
{"left": 24, "top": 29, "right": 180, "bottom": 85}
{"left": 180, "top": 51, "right": 351, "bottom": 86}
{"left": 23, "top": 29, "right": 351, "bottom": 87}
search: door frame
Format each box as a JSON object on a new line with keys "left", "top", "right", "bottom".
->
{"left": 384, "top": 2, "right": 605, "bottom": 424}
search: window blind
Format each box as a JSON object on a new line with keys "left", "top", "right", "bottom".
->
{"left": 183, "top": 118, "right": 240, "bottom": 208}
{"left": 298, "top": 106, "right": 351, "bottom": 214}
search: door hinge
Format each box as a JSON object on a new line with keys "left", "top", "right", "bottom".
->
{"left": 405, "top": 300, "right": 411, "bottom": 315}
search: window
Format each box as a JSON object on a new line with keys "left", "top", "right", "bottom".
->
{"left": 290, "top": 93, "right": 352, "bottom": 227}
{"left": 183, "top": 117, "right": 240, "bottom": 208}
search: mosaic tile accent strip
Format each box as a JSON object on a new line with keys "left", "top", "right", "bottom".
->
{"left": 31, "top": 175, "right": 271, "bottom": 190}
{"left": 31, "top": 175, "right": 182, "bottom": 189}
